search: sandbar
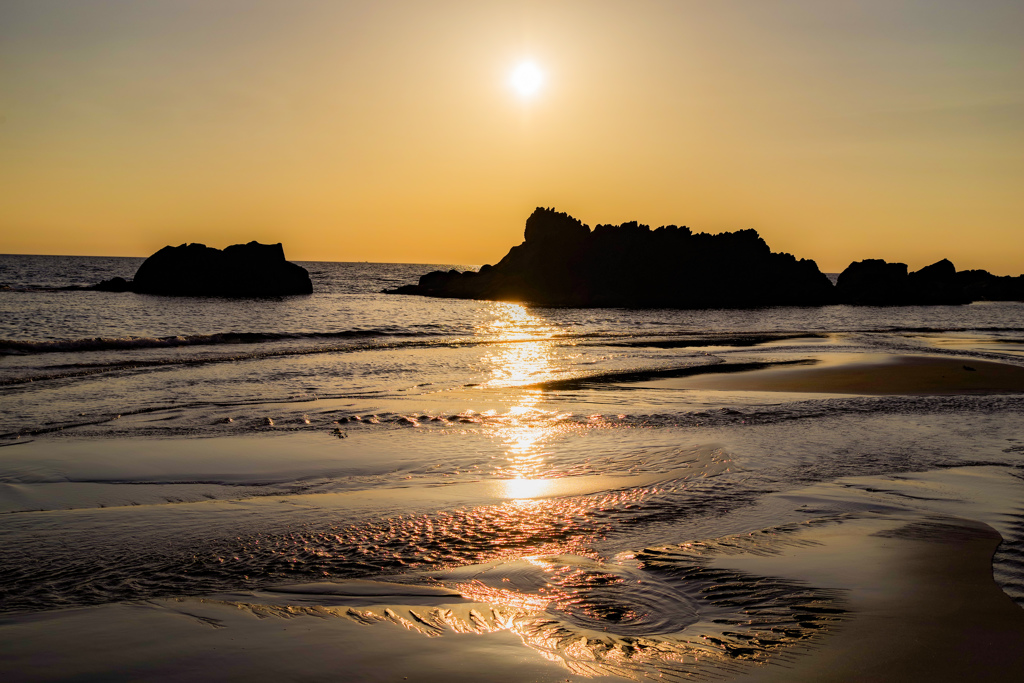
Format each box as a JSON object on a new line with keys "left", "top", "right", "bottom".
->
{"left": 662, "top": 354, "right": 1024, "bottom": 395}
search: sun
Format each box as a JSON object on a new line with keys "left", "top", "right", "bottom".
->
{"left": 509, "top": 61, "right": 544, "bottom": 98}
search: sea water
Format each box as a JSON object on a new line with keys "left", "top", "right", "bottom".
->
{"left": 2, "top": 254, "right": 1024, "bottom": 668}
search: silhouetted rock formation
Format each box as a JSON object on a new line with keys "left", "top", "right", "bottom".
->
{"left": 835, "top": 258, "right": 973, "bottom": 305}
{"left": 92, "top": 276, "right": 132, "bottom": 292}
{"left": 834, "top": 258, "right": 1019, "bottom": 305}
{"left": 908, "top": 258, "right": 964, "bottom": 304}
{"left": 955, "top": 269, "right": 1024, "bottom": 302}
{"left": 387, "top": 208, "right": 1024, "bottom": 308}
{"left": 387, "top": 208, "right": 836, "bottom": 308}
{"left": 835, "top": 259, "right": 910, "bottom": 305}
{"left": 126, "top": 242, "right": 312, "bottom": 296}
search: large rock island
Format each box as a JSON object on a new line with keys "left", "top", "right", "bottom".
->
{"left": 387, "top": 208, "right": 836, "bottom": 308}
{"left": 386, "top": 208, "right": 1023, "bottom": 308}
{"left": 96, "top": 241, "right": 312, "bottom": 296}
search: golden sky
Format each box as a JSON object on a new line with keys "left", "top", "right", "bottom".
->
{"left": 1, "top": 0, "right": 1022, "bottom": 273}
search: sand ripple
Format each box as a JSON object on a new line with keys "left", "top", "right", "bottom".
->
{"left": 159, "top": 521, "right": 847, "bottom": 680}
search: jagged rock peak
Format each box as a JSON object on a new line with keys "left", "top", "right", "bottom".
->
{"left": 523, "top": 207, "right": 591, "bottom": 244}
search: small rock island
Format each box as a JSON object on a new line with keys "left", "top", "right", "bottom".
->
{"left": 388, "top": 208, "right": 834, "bottom": 307}
{"left": 385, "top": 208, "right": 1023, "bottom": 308}
{"left": 96, "top": 241, "right": 312, "bottom": 296}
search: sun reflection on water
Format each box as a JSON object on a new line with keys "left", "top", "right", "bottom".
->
{"left": 479, "top": 302, "right": 560, "bottom": 389}
{"left": 501, "top": 477, "right": 555, "bottom": 500}
{"left": 476, "top": 303, "right": 569, "bottom": 499}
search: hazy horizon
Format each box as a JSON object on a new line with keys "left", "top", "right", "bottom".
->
{"left": 2, "top": 0, "right": 1022, "bottom": 274}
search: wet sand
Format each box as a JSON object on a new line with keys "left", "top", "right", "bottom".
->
{"left": 728, "top": 515, "right": 1024, "bottom": 682}
{"left": 3, "top": 481, "right": 1022, "bottom": 682}
{"left": 660, "top": 354, "right": 1024, "bottom": 395}
{"left": 0, "top": 601, "right": 617, "bottom": 683}
{"left": 3, "top": 353, "right": 1024, "bottom": 680}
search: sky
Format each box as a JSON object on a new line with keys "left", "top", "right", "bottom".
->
{"left": 1, "top": 0, "right": 1022, "bottom": 273}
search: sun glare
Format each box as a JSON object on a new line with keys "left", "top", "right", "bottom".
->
{"left": 509, "top": 61, "right": 544, "bottom": 98}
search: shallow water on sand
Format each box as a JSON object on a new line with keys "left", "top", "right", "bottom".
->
{"left": 2, "top": 256, "right": 1024, "bottom": 677}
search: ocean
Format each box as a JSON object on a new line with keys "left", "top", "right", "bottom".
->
{"left": 2, "top": 254, "right": 1024, "bottom": 679}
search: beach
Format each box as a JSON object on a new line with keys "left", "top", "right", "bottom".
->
{"left": 5, "top": 0, "right": 1024, "bottom": 678}
{"left": 3, "top": 446, "right": 1023, "bottom": 681}
{"left": 2, "top": 256, "right": 1024, "bottom": 681}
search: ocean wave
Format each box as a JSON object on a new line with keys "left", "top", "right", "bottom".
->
{"left": 10, "top": 387, "right": 1023, "bottom": 443}
{"left": 5, "top": 323, "right": 1021, "bottom": 358}
{"left": 0, "top": 284, "right": 95, "bottom": 293}
{"left": 0, "top": 329, "right": 438, "bottom": 356}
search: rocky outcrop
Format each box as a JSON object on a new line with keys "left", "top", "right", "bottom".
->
{"left": 386, "top": 208, "right": 836, "bottom": 308}
{"left": 125, "top": 242, "right": 312, "bottom": 296}
{"left": 835, "top": 258, "right": 1023, "bottom": 305}
{"left": 92, "top": 276, "right": 132, "bottom": 292}
{"left": 955, "top": 269, "right": 1024, "bottom": 302}
{"left": 907, "top": 258, "right": 965, "bottom": 304}
{"left": 835, "top": 259, "right": 911, "bottom": 305}
{"left": 388, "top": 208, "right": 1023, "bottom": 308}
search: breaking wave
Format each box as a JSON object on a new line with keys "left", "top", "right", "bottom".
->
{"left": 0, "top": 329, "right": 438, "bottom": 356}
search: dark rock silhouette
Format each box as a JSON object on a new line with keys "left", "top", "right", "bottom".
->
{"left": 835, "top": 259, "right": 911, "bottom": 305}
{"left": 907, "top": 258, "right": 971, "bottom": 304}
{"left": 387, "top": 208, "right": 836, "bottom": 308}
{"left": 955, "top": 269, "right": 1024, "bottom": 302}
{"left": 835, "top": 257, "right": 1017, "bottom": 305}
{"left": 124, "top": 242, "right": 312, "bottom": 296}
{"left": 388, "top": 208, "right": 1023, "bottom": 308}
{"left": 92, "top": 276, "right": 132, "bottom": 292}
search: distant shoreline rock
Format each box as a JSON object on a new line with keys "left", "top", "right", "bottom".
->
{"left": 385, "top": 208, "right": 1023, "bottom": 308}
{"left": 94, "top": 241, "right": 312, "bottom": 296}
